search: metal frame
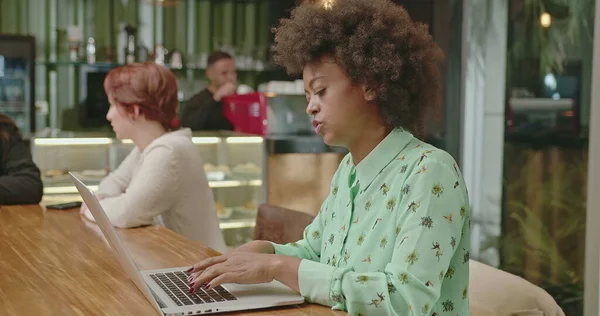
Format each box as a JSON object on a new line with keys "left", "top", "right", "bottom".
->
{"left": 583, "top": 0, "right": 600, "bottom": 314}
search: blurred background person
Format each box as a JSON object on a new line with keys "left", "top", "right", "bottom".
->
{"left": 0, "top": 113, "right": 43, "bottom": 205}
{"left": 80, "top": 62, "right": 226, "bottom": 252}
{"left": 180, "top": 50, "right": 237, "bottom": 131}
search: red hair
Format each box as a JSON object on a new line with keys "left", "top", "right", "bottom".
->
{"left": 104, "top": 62, "right": 178, "bottom": 129}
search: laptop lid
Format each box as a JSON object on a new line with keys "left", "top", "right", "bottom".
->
{"left": 69, "top": 172, "right": 164, "bottom": 314}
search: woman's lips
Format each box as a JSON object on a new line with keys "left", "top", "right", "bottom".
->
{"left": 313, "top": 121, "right": 322, "bottom": 134}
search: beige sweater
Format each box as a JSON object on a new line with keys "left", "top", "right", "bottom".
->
{"left": 83, "top": 128, "right": 226, "bottom": 253}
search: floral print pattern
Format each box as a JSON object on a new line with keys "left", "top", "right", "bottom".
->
{"left": 271, "top": 129, "right": 471, "bottom": 315}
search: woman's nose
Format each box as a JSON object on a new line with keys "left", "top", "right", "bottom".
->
{"left": 306, "top": 99, "right": 319, "bottom": 116}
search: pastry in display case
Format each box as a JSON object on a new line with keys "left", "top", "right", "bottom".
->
{"left": 215, "top": 201, "right": 233, "bottom": 219}
{"left": 32, "top": 132, "right": 263, "bottom": 248}
{"left": 204, "top": 162, "right": 261, "bottom": 181}
{"left": 204, "top": 164, "right": 232, "bottom": 181}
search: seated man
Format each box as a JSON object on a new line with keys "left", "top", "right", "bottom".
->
{"left": 0, "top": 114, "right": 43, "bottom": 205}
{"left": 180, "top": 51, "right": 237, "bottom": 131}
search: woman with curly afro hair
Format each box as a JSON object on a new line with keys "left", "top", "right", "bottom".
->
{"left": 188, "top": 1, "right": 471, "bottom": 314}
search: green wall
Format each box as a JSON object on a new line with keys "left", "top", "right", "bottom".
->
{"left": 0, "top": 0, "right": 273, "bottom": 130}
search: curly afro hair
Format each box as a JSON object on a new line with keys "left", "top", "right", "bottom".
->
{"left": 271, "top": 0, "right": 444, "bottom": 139}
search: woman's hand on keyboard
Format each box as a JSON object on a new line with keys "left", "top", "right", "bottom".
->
{"left": 187, "top": 252, "right": 277, "bottom": 292}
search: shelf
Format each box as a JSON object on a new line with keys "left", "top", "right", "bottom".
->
{"left": 209, "top": 179, "right": 262, "bottom": 188}
{"left": 219, "top": 207, "right": 257, "bottom": 230}
{"left": 0, "top": 102, "right": 27, "bottom": 111}
{"left": 36, "top": 60, "right": 277, "bottom": 72}
{"left": 0, "top": 74, "right": 27, "bottom": 80}
{"left": 42, "top": 178, "right": 262, "bottom": 195}
{"left": 509, "top": 98, "right": 574, "bottom": 112}
{"left": 40, "top": 195, "right": 256, "bottom": 230}
{"left": 219, "top": 218, "right": 256, "bottom": 230}
{"left": 34, "top": 136, "right": 263, "bottom": 146}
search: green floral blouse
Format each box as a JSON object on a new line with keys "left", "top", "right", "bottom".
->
{"left": 272, "top": 128, "right": 471, "bottom": 315}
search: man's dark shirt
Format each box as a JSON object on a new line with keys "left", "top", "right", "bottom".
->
{"left": 180, "top": 88, "right": 234, "bottom": 131}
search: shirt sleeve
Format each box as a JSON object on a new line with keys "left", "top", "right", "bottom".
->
{"left": 0, "top": 140, "right": 43, "bottom": 205}
{"left": 84, "top": 145, "right": 178, "bottom": 228}
{"left": 297, "top": 160, "right": 468, "bottom": 315}
{"left": 268, "top": 196, "right": 329, "bottom": 261}
{"left": 95, "top": 148, "right": 137, "bottom": 198}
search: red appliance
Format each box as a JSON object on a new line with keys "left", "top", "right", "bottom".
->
{"left": 222, "top": 92, "right": 268, "bottom": 136}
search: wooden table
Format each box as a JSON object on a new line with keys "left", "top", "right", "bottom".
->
{"left": 0, "top": 205, "right": 346, "bottom": 316}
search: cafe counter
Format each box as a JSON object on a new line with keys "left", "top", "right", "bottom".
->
{"left": 31, "top": 130, "right": 346, "bottom": 244}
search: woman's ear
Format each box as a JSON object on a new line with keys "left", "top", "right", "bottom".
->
{"left": 130, "top": 105, "right": 141, "bottom": 121}
{"left": 363, "top": 86, "right": 376, "bottom": 102}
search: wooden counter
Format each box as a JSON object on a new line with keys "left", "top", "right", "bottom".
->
{"left": 0, "top": 205, "right": 345, "bottom": 316}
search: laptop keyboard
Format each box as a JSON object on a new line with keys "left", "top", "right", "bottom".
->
{"left": 149, "top": 271, "right": 237, "bottom": 306}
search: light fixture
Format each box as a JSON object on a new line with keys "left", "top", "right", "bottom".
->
{"left": 226, "top": 137, "right": 263, "bottom": 144}
{"left": 192, "top": 137, "right": 221, "bottom": 144}
{"left": 121, "top": 137, "right": 221, "bottom": 144}
{"left": 322, "top": 0, "right": 334, "bottom": 10}
{"left": 540, "top": 12, "right": 552, "bottom": 28}
{"left": 34, "top": 138, "right": 113, "bottom": 146}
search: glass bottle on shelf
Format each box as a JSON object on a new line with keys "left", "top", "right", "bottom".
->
{"left": 67, "top": 26, "right": 82, "bottom": 62}
{"left": 124, "top": 25, "right": 137, "bottom": 64}
{"left": 154, "top": 44, "right": 168, "bottom": 65}
{"left": 86, "top": 37, "right": 96, "bottom": 64}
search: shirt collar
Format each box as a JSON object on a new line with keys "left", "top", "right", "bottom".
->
{"left": 352, "top": 128, "right": 414, "bottom": 189}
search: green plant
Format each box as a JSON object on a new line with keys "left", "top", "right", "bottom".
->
{"left": 502, "top": 146, "right": 587, "bottom": 314}
{"left": 508, "top": 0, "right": 594, "bottom": 76}
{"left": 503, "top": 201, "right": 583, "bottom": 284}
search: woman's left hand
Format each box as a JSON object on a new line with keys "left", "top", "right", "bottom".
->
{"left": 187, "top": 252, "right": 277, "bottom": 292}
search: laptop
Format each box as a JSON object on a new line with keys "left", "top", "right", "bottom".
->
{"left": 69, "top": 173, "right": 305, "bottom": 315}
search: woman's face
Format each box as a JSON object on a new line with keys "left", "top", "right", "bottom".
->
{"left": 106, "top": 95, "right": 136, "bottom": 139}
{"left": 304, "top": 56, "right": 372, "bottom": 147}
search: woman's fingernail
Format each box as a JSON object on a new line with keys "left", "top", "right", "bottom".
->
{"left": 189, "top": 282, "right": 195, "bottom": 288}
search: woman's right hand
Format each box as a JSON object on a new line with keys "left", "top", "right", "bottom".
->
{"left": 79, "top": 194, "right": 105, "bottom": 216}
{"left": 213, "top": 82, "right": 236, "bottom": 101}
{"left": 79, "top": 202, "right": 89, "bottom": 215}
{"left": 227, "top": 240, "right": 275, "bottom": 255}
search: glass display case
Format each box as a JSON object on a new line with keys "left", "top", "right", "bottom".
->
{"left": 0, "top": 35, "right": 35, "bottom": 136}
{"left": 32, "top": 131, "right": 263, "bottom": 248}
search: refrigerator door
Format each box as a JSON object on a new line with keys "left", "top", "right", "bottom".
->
{"left": 0, "top": 35, "right": 35, "bottom": 136}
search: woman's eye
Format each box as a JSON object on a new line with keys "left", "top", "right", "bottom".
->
{"left": 315, "top": 89, "right": 325, "bottom": 96}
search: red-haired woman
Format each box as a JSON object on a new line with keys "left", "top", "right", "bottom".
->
{"left": 80, "top": 62, "right": 226, "bottom": 252}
